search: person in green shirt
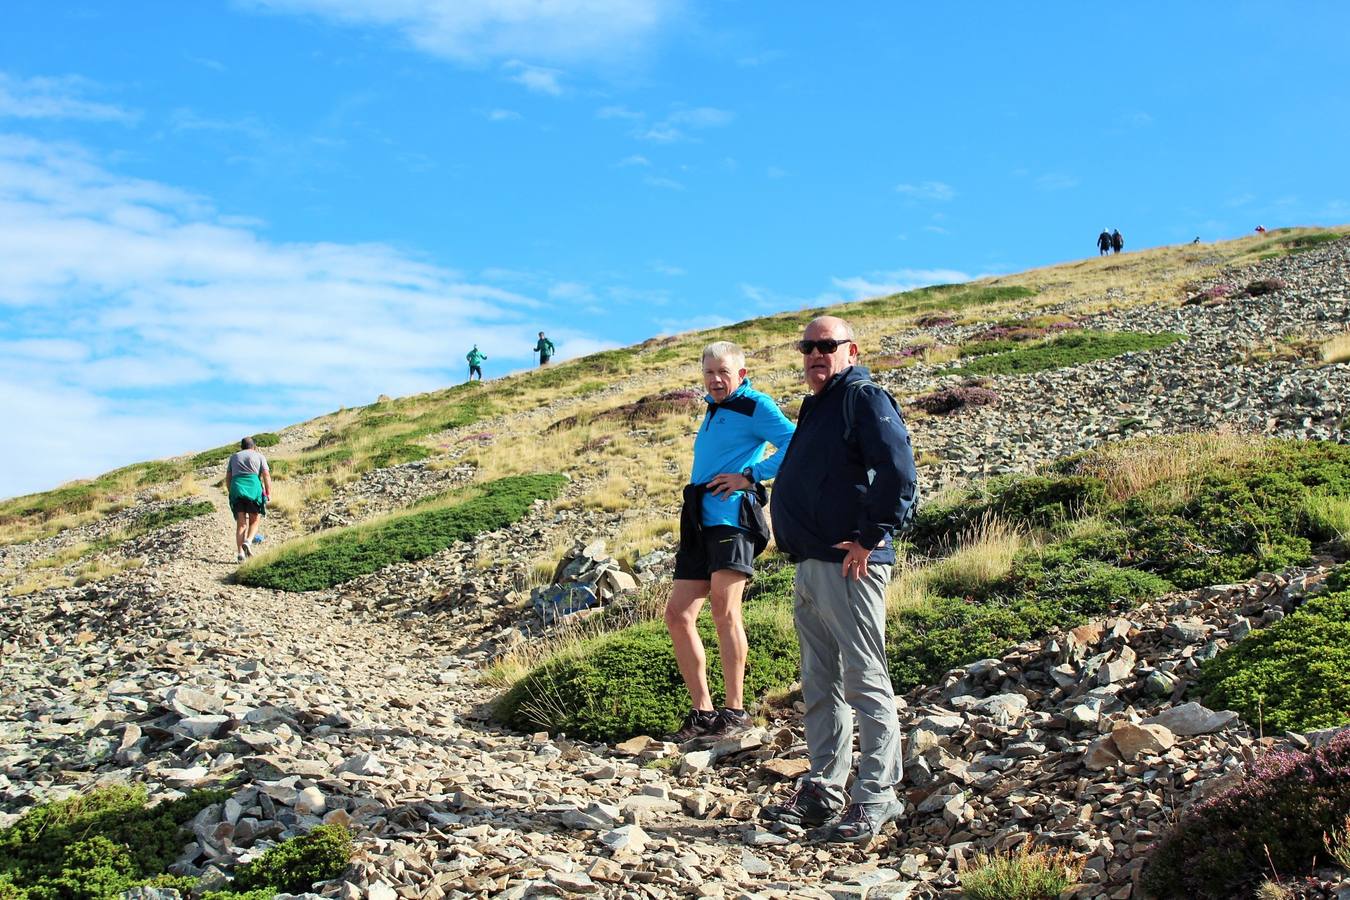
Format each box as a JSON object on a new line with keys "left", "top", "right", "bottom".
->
{"left": 533, "top": 331, "right": 555, "bottom": 366}
{"left": 466, "top": 345, "right": 487, "bottom": 381}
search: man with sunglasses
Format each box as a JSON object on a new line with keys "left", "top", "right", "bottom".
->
{"left": 762, "top": 316, "right": 919, "bottom": 844}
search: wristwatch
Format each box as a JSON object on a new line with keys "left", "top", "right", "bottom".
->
{"left": 741, "top": 466, "right": 755, "bottom": 482}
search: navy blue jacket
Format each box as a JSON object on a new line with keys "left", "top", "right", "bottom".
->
{"left": 770, "top": 366, "right": 918, "bottom": 565}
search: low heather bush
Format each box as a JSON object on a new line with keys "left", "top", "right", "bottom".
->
{"left": 909, "top": 386, "right": 1001, "bottom": 415}
{"left": 226, "top": 825, "right": 352, "bottom": 895}
{"left": 1245, "top": 277, "right": 1287, "bottom": 296}
{"left": 549, "top": 389, "right": 703, "bottom": 431}
{"left": 957, "top": 331, "right": 1186, "bottom": 377}
{"left": 915, "top": 313, "right": 957, "bottom": 328}
{"left": 1142, "top": 729, "right": 1350, "bottom": 899}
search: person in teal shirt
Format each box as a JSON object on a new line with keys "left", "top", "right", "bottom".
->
{"left": 466, "top": 345, "right": 487, "bottom": 381}
{"left": 533, "top": 331, "right": 555, "bottom": 366}
{"left": 665, "top": 340, "right": 795, "bottom": 743}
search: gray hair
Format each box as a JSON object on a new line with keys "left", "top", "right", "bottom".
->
{"left": 240, "top": 436, "right": 256, "bottom": 450}
{"left": 701, "top": 340, "right": 746, "bottom": 370}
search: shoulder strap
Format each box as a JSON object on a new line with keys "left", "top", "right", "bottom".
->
{"left": 842, "top": 379, "right": 900, "bottom": 443}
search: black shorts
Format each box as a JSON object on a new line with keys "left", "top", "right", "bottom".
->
{"left": 230, "top": 497, "right": 264, "bottom": 517}
{"left": 674, "top": 525, "right": 755, "bottom": 580}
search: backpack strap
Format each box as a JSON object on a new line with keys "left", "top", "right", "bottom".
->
{"left": 842, "top": 378, "right": 901, "bottom": 443}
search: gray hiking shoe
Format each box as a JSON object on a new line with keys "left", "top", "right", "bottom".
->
{"left": 827, "top": 799, "right": 905, "bottom": 843}
{"left": 668, "top": 708, "right": 718, "bottom": 743}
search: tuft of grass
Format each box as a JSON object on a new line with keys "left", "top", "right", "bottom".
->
{"left": 1059, "top": 430, "right": 1260, "bottom": 504}
{"left": 237, "top": 474, "right": 566, "bottom": 591}
{"left": 925, "top": 515, "right": 1027, "bottom": 599}
{"left": 955, "top": 330, "right": 1185, "bottom": 377}
{"left": 1322, "top": 331, "right": 1350, "bottom": 365}
{"left": 1326, "top": 812, "right": 1350, "bottom": 871}
{"left": 959, "top": 843, "right": 1083, "bottom": 900}
{"left": 1304, "top": 491, "right": 1350, "bottom": 542}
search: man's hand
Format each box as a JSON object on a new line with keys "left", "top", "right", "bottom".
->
{"left": 707, "top": 472, "right": 753, "bottom": 497}
{"left": 832, "top": 541, "right": 873, "bottom": 580}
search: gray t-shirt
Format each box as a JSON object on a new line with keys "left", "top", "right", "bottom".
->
{"left": 227, "top": 449, "right": 270, "bottom": 478}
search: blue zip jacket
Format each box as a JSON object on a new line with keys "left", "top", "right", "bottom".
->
{"left": 770, "top": 366, "right": 918, "bottom": 565}
{"left": 690, "top": 379, "right": 796, "bottom": 528}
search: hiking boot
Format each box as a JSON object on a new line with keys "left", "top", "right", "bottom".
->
{"left": 668, "top": 708, "right": 718, "bottom": 743}
{"left": 827, "top": 799, "right": 904, "bottom": 844}
{"left": 703, "top": 707, "right": 751, "bottom": 740}
{"left": 242, "top": 543, "right": 253, "bottom": 558}
{"left": 760, "top": 781, "right": 842, "bottom": 828}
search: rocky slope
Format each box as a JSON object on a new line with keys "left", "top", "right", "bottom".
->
{"left": 2, "top": 238, "right": 1349, "bottom": 900}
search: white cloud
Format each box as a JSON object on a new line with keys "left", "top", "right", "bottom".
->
{"left": 486, "top": 108, "right": 521, "bottom": 121}
{"left": 0, "top": 73, "right": 136, "bottom": 123}
{"left": 597, "top": 105, "right": 644, "bottom": 120}
{"left": 0, "top": 134, "right": 615, "bottom": 498}
{"left": 667, "top": 106, "right": 733, "bottom": 128}
{"left": 651, "top": 261, "right": 684, "bottom": 276}
{"left": 634, "top": 104, "right": 733, "bottom": 143}
{"left": 245, "top": 0, "right": 682, "bottom": 65}
{"left": 503, "top": 60, "right": 564, "bottom": 95}
{"left": 643, "top": 175, "right": 684, "bottom": 191}
{"left": 617, "top": 154, "right": 651, "bottom": 167}
{"left": 766, "top": 166, "right": 788, "bottom": 179}
{"left": 1035, "top": 172, "right": 1080, "bottom": 191}
{"left": 895, "top": 180, "right": 954, "bottom": 201}
{"left": 830, "top": 268, "right": 975, "bottom": 300}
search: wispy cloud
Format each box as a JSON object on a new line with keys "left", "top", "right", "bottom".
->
{"left": 643, "top": 174, "right": 685, "bottom": 191}
{"left": 1035, "top": 172, "right": 1080, "bottom": 191}
{"left": 829, "top": 268, "right": 976, "bottom": 300}
{"left": 0, "top": 73, "right": 137, "bottom": 123}
{"left": 486, "top": 108, "right": 521, "bottom": 121}
{"left": 617, "top": 154, "right": 651, "bottom": 167}
{"left": 503, "top": 60, "right": 564, "bottom": 95}
{"left": 246, "top": 0, "right": 682, "bottom": 65}
{"left": 895, "top": 180, "right": 955, "bottom": 201}
{"left": 596, "top": 105, "right": 643, "bottom": 120}
{"left": 0, "top": 134, "right": 605, "bottom": 497}
{"left": 651, "top": 260, "right": 684, "bottom": 276}
{"left": 634, "top": 104, "right": 734, "bottom": 142}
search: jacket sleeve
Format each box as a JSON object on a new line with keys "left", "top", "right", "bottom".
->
{"left": 747, "top": 397, "right": 797, "bottom": 483}
{"left": 851, "top": 386, "right": 919, "bottom": 551}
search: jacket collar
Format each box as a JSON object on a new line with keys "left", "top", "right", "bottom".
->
{"left": 704, "top": 377, "right": 752, "bottom": 407}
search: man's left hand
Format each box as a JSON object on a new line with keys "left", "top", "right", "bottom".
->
{"left": 707, "top": 472, "right": 753, "bottom": 497}
{"left": 833, "top": 541, "right": 873, "bottom": 580}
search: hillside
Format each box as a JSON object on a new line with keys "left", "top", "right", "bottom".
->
{"left": 2, "top": 229, "right": 1349, "bottom": 900}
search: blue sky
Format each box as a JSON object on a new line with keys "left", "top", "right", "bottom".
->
{"left": 2, "top": 2, "right": 1348, "bottom": 499}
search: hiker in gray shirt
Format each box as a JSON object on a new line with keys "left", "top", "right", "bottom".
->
{"left": 225, "top": 437, "right": 272, "bottom": 562}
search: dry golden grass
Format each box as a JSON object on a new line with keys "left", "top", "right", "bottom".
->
{"left": 263, "top": 479, "right": 306, "bottom": 528}
{"left": 1070, "top": 429, "right": 1263, "bottom": 504}
{"left": 147, "top": 475, "right": 203, "bottom": 502}
{"left": 925, "top": 514, "right": 1028, "bottom": 597}
{"left": 885, "top": 563, "right": 934, "bottom": 615}
{"left": 611, "top": 513, "right": 679, "bottom": 561}
{"left": 921, "top": 344, "right": 960, "bottom": 366}
{"left": 484, "top": 579, "right": 673, "bottom": 688}
{"left": 11, "top": 554, "right": 143, "bottom": 595}
{"left": 1321, "top": 331, "right": 1350, "bottom": 365}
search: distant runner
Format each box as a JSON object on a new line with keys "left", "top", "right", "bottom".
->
{"left": 466, "top": 345, "right": 487, "bottom": 381}
{"left": 226, "top": 437, "right": 272, "bottom": 563}
{"left": 533, "top": 331, "right": 556, "bottom": 366}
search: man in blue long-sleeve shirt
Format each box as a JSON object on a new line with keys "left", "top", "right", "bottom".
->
{"left": 665, "top": 340, "right": 795, "bottom": 743}
{"left": 762, "top": 315, "right": 919, "bottom": 844}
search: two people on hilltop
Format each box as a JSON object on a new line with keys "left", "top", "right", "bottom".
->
{"left": 226, "top": 437, "right": 271, "bottom": 563}
{"left": 665, "top": 318, "right": 920, "bottom": 844}
{"left": 1098, "top": 229, "right": 1124, "bottom": 255}
{"left": 464, "top": 331, "right": 556, "bottom": 381}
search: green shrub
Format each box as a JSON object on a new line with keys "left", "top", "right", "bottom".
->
{"left": 133, "top": 500, "right": 215, "bottom": 533}
{"left": 228, "top": 825, "right": 351, "bottom": 894}
{"left": 1142, "top": 729, "right": 1350, "bottom": 899}
{"left": 497, "top": 601, "right": 800, "bottom": 742}
{"left": 0, "top": 786, "right": 227, "bottom": 899}
{"left": 956, "top": 331, "right": 1185, "bottom": 376}
{"left": 238, "top": 474, "right": 566, "bottom": 591}
{"left": 1197, "top": 586, "right": 1350, "bottom": 733}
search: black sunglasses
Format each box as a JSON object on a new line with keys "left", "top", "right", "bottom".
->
{"left": 796, "top": 338, "right": 853, "bottom": 354}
